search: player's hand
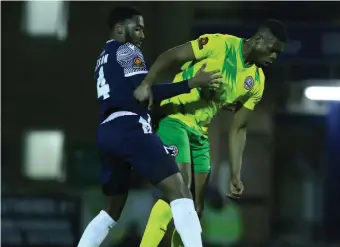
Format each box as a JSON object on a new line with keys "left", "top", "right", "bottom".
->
{"left": 188, "top": 63, "right": 223, "bottom": 89}
{"left": 226, "top": 177, "right": 244, "bottom": 200}
{"left": 134, "top": 83, "right": 152, "bottom": 102}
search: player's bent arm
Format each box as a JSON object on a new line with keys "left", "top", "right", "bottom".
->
{"left": 130, "top": 74, "right": 200, "bottom": 102}
{"left": 117, "top": 43, "right": 195, "bottom": 101}
{"left": 228, "top": 73, "right": 264, "bottom": 178}
{"left": 142, "top": 42, "right": 195, "bottom": 86}
{"left": 151, "top": 81, "right": 191, "bottom": 102}
{"left": 143, "top": 34, "right": 223, "bottom": 86}
{"left": 130, "top": 74, "right": 191, "bottom": 101}
{"left": 228, "top": 107, "right": 253, "bottom": 179}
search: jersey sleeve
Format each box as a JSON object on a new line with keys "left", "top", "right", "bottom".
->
{"left": 116, "top": 43, "right": 148, "bottom": 78}
{"left": 242, "top": 91, "right": 263, "bottom": 110}
{"left": 190, "top": 34, "right": 226, "bottom": 60}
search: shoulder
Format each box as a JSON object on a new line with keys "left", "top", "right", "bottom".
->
{"left": 252, "top": 68, "right": 265, "bottom": 96}
{"left": 201, "top": 34, "right": 243, "bottom": 50}
{"left": 223, "top": 34, "right": 242, "bottom": 43}
{"left": 116, "top": 43, "right": 145, "bottom": 65}
{"left": 223, "top": 34, "right": 244, "bottom": 51}
{"left": 196, "top": 33, "right": 225, "bottom": 42}
{"left": 104, "top": 39, "right": 122, "bottom": 52}
{"left": 192, "top": 33, "right": 227, "bottom": 54}
{"left": 116, "top": 42, "right": 140, "bottom": 56}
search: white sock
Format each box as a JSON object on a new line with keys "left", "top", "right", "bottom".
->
{"left": 170, "top": 198, "right": 203, "bottom": 247}
{"left": 77, "top": 210, "right": 116, "bottom": 247}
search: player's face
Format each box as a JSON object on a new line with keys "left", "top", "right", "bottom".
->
{"left": 125, "top": 15, "right": 145, "bottom": 48}
{"left": 253, "top": 36, "right": 285, "bottom": 68}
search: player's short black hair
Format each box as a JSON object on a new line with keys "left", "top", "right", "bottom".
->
{"left": 107, "top": 6, "right": 142, "bottom": 29}
{"left": 260, "top": 19, "right": 288, "bottom": 42}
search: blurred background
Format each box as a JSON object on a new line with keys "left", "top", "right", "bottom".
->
{"left": 1, "top": 1, "right": 340, "bottom": 247}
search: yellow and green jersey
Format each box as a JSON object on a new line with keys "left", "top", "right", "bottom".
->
{"left": 160, "top": 33, "right": 265, "bottom": 136}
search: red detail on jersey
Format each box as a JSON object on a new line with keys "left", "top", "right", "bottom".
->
{"left": 198, "top": 37, "right": 209, "bottom": 50}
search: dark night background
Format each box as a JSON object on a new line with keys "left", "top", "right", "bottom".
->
{"left": 1, "top": 2, "right": 340, "bottom": 247}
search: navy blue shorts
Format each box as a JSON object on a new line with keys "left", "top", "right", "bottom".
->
{"left": 97, "top": 113, "right": 179, "bottom": 196}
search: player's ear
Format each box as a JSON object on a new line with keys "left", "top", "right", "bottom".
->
{"left": 116, "top": 23, "right": 124, "bottom": 35}
{"left": 254, "top": 34, "right": 263, "bottom": 49}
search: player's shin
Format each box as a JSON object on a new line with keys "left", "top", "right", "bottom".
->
{"left": 170, "top": 198, "right": 203, "bottom": 247}
{"left": 77, "top": 210, "right": 116, "bottom": 247}
{"left": 140, "top": 199, "right": 173, "bottom": 247}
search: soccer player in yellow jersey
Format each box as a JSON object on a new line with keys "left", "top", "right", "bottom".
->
{"left": 136, "top": 19, "right": 287, "bottom": 247}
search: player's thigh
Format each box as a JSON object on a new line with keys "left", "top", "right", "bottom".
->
{"left": 191, "top": 138, "right": 211, "bottom": 174}
{"left": 157, "top": 117, "right": 192, "bottom": 186}
{"left": 157, "top": 118, "right": 192, "bottom": 163}
{"left": 121, "top": 127, "right": 179, "bottom": 185}
{"left": 121, "top": 129, "right": 193, "bottom": 201}
{"left": 99, "top": 152, "right": 131, "bottom": 196}
{"left": 99, "top": 152, "right": 131, "bottom": 219}
{"left": 97, "top": 115, "right": 149, "bottom": 194}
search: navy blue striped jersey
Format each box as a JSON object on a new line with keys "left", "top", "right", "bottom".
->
{"left": 94, "top": 40, "right": 149, "bottom": 122}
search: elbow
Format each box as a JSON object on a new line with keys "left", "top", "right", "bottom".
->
{"left": 230, "top": 123, "right": 247, "bottom": 134}
{"left": 239, "top": 123, "right": 248, "bottom": 130}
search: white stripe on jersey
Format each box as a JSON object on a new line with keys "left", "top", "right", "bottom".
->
{"left": 125, "top": 70, "right": 148, "bottom": 77}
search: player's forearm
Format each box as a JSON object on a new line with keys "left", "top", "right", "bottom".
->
{"left": 228, "top": 126, "right": 247, "bottom": 179}
{"left": 152, "top": 80, "right": 190, "bottom": 102}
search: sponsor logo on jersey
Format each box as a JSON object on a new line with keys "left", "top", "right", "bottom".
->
{"left": 244, "top": 76, "right": 254, "bottom": 90}
{"left": 166, "top": 145, "right": 179, "bottom": 157}
{"left": 198, "top": 37, "right": 209, "bottom": 50}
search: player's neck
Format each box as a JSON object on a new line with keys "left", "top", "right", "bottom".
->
{"left": 110, "top": 33, "right": 124, "bottom": 43}
{"left": 242, "top": 39, "right": 253, "bottom": 66}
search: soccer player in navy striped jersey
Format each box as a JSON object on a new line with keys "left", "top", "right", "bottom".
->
{"left": 77, "top": 6, "right": 222, "bottom": 247}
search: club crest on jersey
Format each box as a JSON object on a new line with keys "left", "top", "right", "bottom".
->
{"left": 198, "top": 37, "right": 209, "bottom": 50}
{"left": 133, "top": 56, "right": 144, "bottom": 68}
{"left": 244, "top": 76, "right": 254, "bottom": 90}
{"left": 165, "top": 145, "right": 179, "bottom": 157}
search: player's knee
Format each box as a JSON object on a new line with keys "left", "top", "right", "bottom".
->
{"left": 106, "top": 208, "right": 122, "bottom": 221}
{"left": 105, "top": 194, "right": 128, "bottom": 220}
{"left": 167, "top": 182, "right": 193, "bottom": 201}
{"left": 177, "top": 162, "right": 192, "bottom": 189}
{"left": 182, "top": 173, "right": 191, "bottom": 190}
{"left": 195, "top": 203, "right": 204, "bottom": 219}
{"left": 156, "top": 172, "right": 193, "bottom": 202}
{"left": 183, "top": 172, "right": 192, "bottom": 190}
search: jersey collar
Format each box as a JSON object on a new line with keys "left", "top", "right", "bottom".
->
{"left": 239, "top": 39, "right": 253, "bottom": 69}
